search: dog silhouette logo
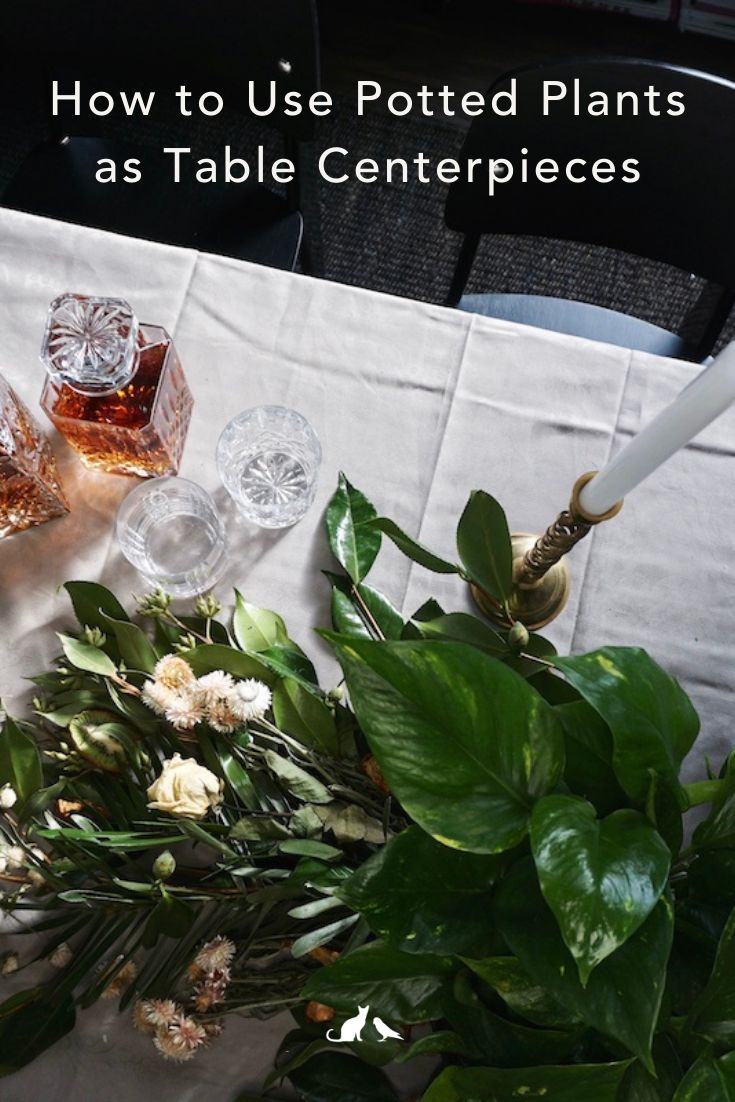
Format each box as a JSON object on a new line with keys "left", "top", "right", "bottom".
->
{"left": 326, "top": 1005, "right": 404, "bottom": 1043}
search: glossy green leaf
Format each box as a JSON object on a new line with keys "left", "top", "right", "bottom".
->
{"left": 182, "top": 643, "right": 273, "bottom": 683}
{"left": 326, "top": 473, "right": 381, "bottom": 584}
{"left": 456, "top": 489, "right": 513, "bottom": 603}
{"left": 273, "top": 679, "right": 339, "bottom": 755}
{"left": 142, "top": 890, "right": 194, "bottom": 948}
{"left": 556, "top": 700, "right": 628, "bottom": 815}
{"left": 291, "top": 914, "right": 360, "bottom": 958}
{"left": 100, "top": 613, "right": 158, "bottom": 674}
{"left": 328, "top": 576, "right": 404, "bottom": 642}
{"left": 495, "top": 858, "right": 673, "bottom": 1071}
{"left": 280, "top": 839, "right": 341, "bottom": 860}
{"left": 64, "top": 581, "right": 129, "bottom": 632}
{"left": 530, "top": 795, "right": 671, "bottom": 984}
{"left": 58, "top": 634, "right": 117, "bottom": 678}
{"left": 288, "top": 1051, "right": 399, "bottom": 1102}
{"left": 301, "top": 941, "right": 453, "bottom": 1023}
{"left": 0, "top": 987, "right": 76, "bottom": 1077}
{"left": 461, "top": 956, "right": 580, "bottom": 1029}
{"left": 233, "top": 591, "right": 288, "bottom": 652}
{"left": 323, "top": 635, "right": 564, "bottom": 853}
{"left": 554, "top": 648, "right": 699, "bottom": 803}
{"left": 412, "top": 611, "right": 507, "bottom": 656}
{"left": 258, "top": 646, "right": 321, "bottom": 695}
{"left": 441, "top": 970, "right": 582, "bottom": 1067}
{"left": 688, "top": 903, "right": 735, "bottom": 1044}
{"left": 673, "top": 1052, "right": 735, "bottom": 1101}
{"left": 368, "top": 517, "right": 458, "bottom": 574}
{"left": 337, "top": 825, "right": 500, "bottom": 956}
{"left": 264, "top": 751, "right": 332, "bottom": 804}
{"left": 0, "top": 716, "right": 42, "bottom": 804}
{"left": 216, "top": 746, "right": 258, "bottom": 809}
{"left": 421, "top": 1060, "right": 632, "bottom": 1102}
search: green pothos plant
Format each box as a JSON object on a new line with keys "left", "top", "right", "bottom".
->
{"left": 254, "top": 474, "right": 735, "bottom": 1102}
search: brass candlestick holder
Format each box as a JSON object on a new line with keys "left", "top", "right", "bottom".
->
{"left": 472, "top": 472, "right": 623, "bottom": 630}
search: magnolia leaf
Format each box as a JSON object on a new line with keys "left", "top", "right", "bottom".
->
{"left": 100, "top": 613, "right": 158, "bottom": 674}
{"left": 323, "top": 635, "right": 564, "bottom": 854}
{"left": 530, "top": 795, "right": 671, "bottom": 984}
{"left": 326, "top": 473, "right": 381, "bottom": 584}
{"left": 456, "top": 490, "right": 513, "bottom": 603}
{"left": 368, "top": 518, "right": 459, "bottom": 574}
{"left": 58, "top": 634, "right": 117, "bottom": 678}
{"left": 301, "top": 941, "right": 453, "bottom": 1022}
{"left": 182, "top": 643, "right": 273, "bottom": 683}
{"left": 413, "top": 611, "right": 507, "bottom": 656}
{"left": 233, "top": 591, "right": 288, "bottom": 652}
{"left": 273, "top": 679, "right": 339, "bottom": 755}
{"left": 554, "top": 648, "right": 699, "bottom": 804}
{"left": 328, "top": 575, "right": 403, "bottom": 641}
{"left": 495, "top": 858, "right": 673, "bottom": 1072}
{"left": 422, "top": 1060, "right": 632, "bottom": 1102}
{"left": 63, "top": 581, "right": 129, "bottom": 632}
{"left": 230, "top": 817, "right": 292, "bottom": 841}
{"left": 337, "top": 825, "right": 500, "bottom": 956}
{"left": 0, "top": 716, "right": 42, "bottom": 804}
{"left": 314, "top": 802, "right": 386, "bottom": 845}
{"left": 264, "top": 750, "right": 332, "bottom": 804}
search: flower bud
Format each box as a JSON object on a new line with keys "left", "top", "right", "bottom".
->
{"left": 195, "top": 593, "right": 222, "bottom": 619}
{"left": 136, "top": 588, "right": 172, "bottom": 618}
{"left": 507, "top": 621, "right": 530, "bottom": 653}
{"left": 152, "top": 850, "right": 176, "bottom": 881}
{"left": 327, "top": 686, "right": 344, "bottom": 702}
{"left": 83, "top": 626, "right": 107, "bottom": 648}
{"left": 0, "top": 783, "right": 17, "bottom": 810}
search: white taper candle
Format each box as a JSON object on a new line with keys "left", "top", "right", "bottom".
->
{"left": 579, "top": 342, "right": 735, "bottom": 517}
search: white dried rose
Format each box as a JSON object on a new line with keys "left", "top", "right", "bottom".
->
{"left": 146, "top": 754, "right": 224, "bottom": 820}
{"left": 0, "top": 784, "right": 17, "bottom": 810}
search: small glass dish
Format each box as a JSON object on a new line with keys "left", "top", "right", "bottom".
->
{"left": 116, "top": 477, "right": 227, "bottom": 597}
{"left": 216, "top": 406, "right": 321, "bottom": 528}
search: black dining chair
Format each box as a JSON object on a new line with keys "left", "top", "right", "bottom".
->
{"left": 445, "top": 59, "right": 735, "bottom": 361}
{"left": 0, "top": 0, "right": 321, "bottom": 273}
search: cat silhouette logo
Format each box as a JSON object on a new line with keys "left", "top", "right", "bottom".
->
{"left": 326, "top": 1005, "right": 404, "bottom": 1044}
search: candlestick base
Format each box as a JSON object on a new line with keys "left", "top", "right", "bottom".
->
{"left": 471, "top": 532, "right": 572, "bottom": 630}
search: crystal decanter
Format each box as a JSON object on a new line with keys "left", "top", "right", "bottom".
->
{"left": 40, "top": 294, "right": 193, "bottom": 478}
{"left": 0, "top": 374, "right": 69, "bottom": 538}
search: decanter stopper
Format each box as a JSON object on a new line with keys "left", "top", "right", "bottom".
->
{"left": 41, "top": 294, "right": 140, "bottom": 396}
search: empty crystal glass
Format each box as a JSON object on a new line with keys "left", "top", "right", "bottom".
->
{"left": 216, "top": 406, "right": 321, "bottom": 528}
{"left": 116, "top": 477, "right": 227, "bottom": 597}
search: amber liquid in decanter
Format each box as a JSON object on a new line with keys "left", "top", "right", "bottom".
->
{"left": 0, "top": 374, "right": 69, "bottom": 538}
{"left": 40, "top": 296, "right": 193, "bottom": 478}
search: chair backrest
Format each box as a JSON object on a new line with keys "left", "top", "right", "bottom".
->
{"left": 4, "top": 0, "right": 320, "bottom": 141}
{"left": 445, "top": 59, "right": 735, "bottom": 291}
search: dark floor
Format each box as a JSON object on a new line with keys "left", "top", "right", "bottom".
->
{"left": 319, "top": 0, "right": 735, "bottom": 99}
{"left": 0, "top": 1, "right": 733, "bottom": 346}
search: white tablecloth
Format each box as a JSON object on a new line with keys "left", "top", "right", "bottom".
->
{"left": 0, "top": 207, "right": 733, "bottom": 1099}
